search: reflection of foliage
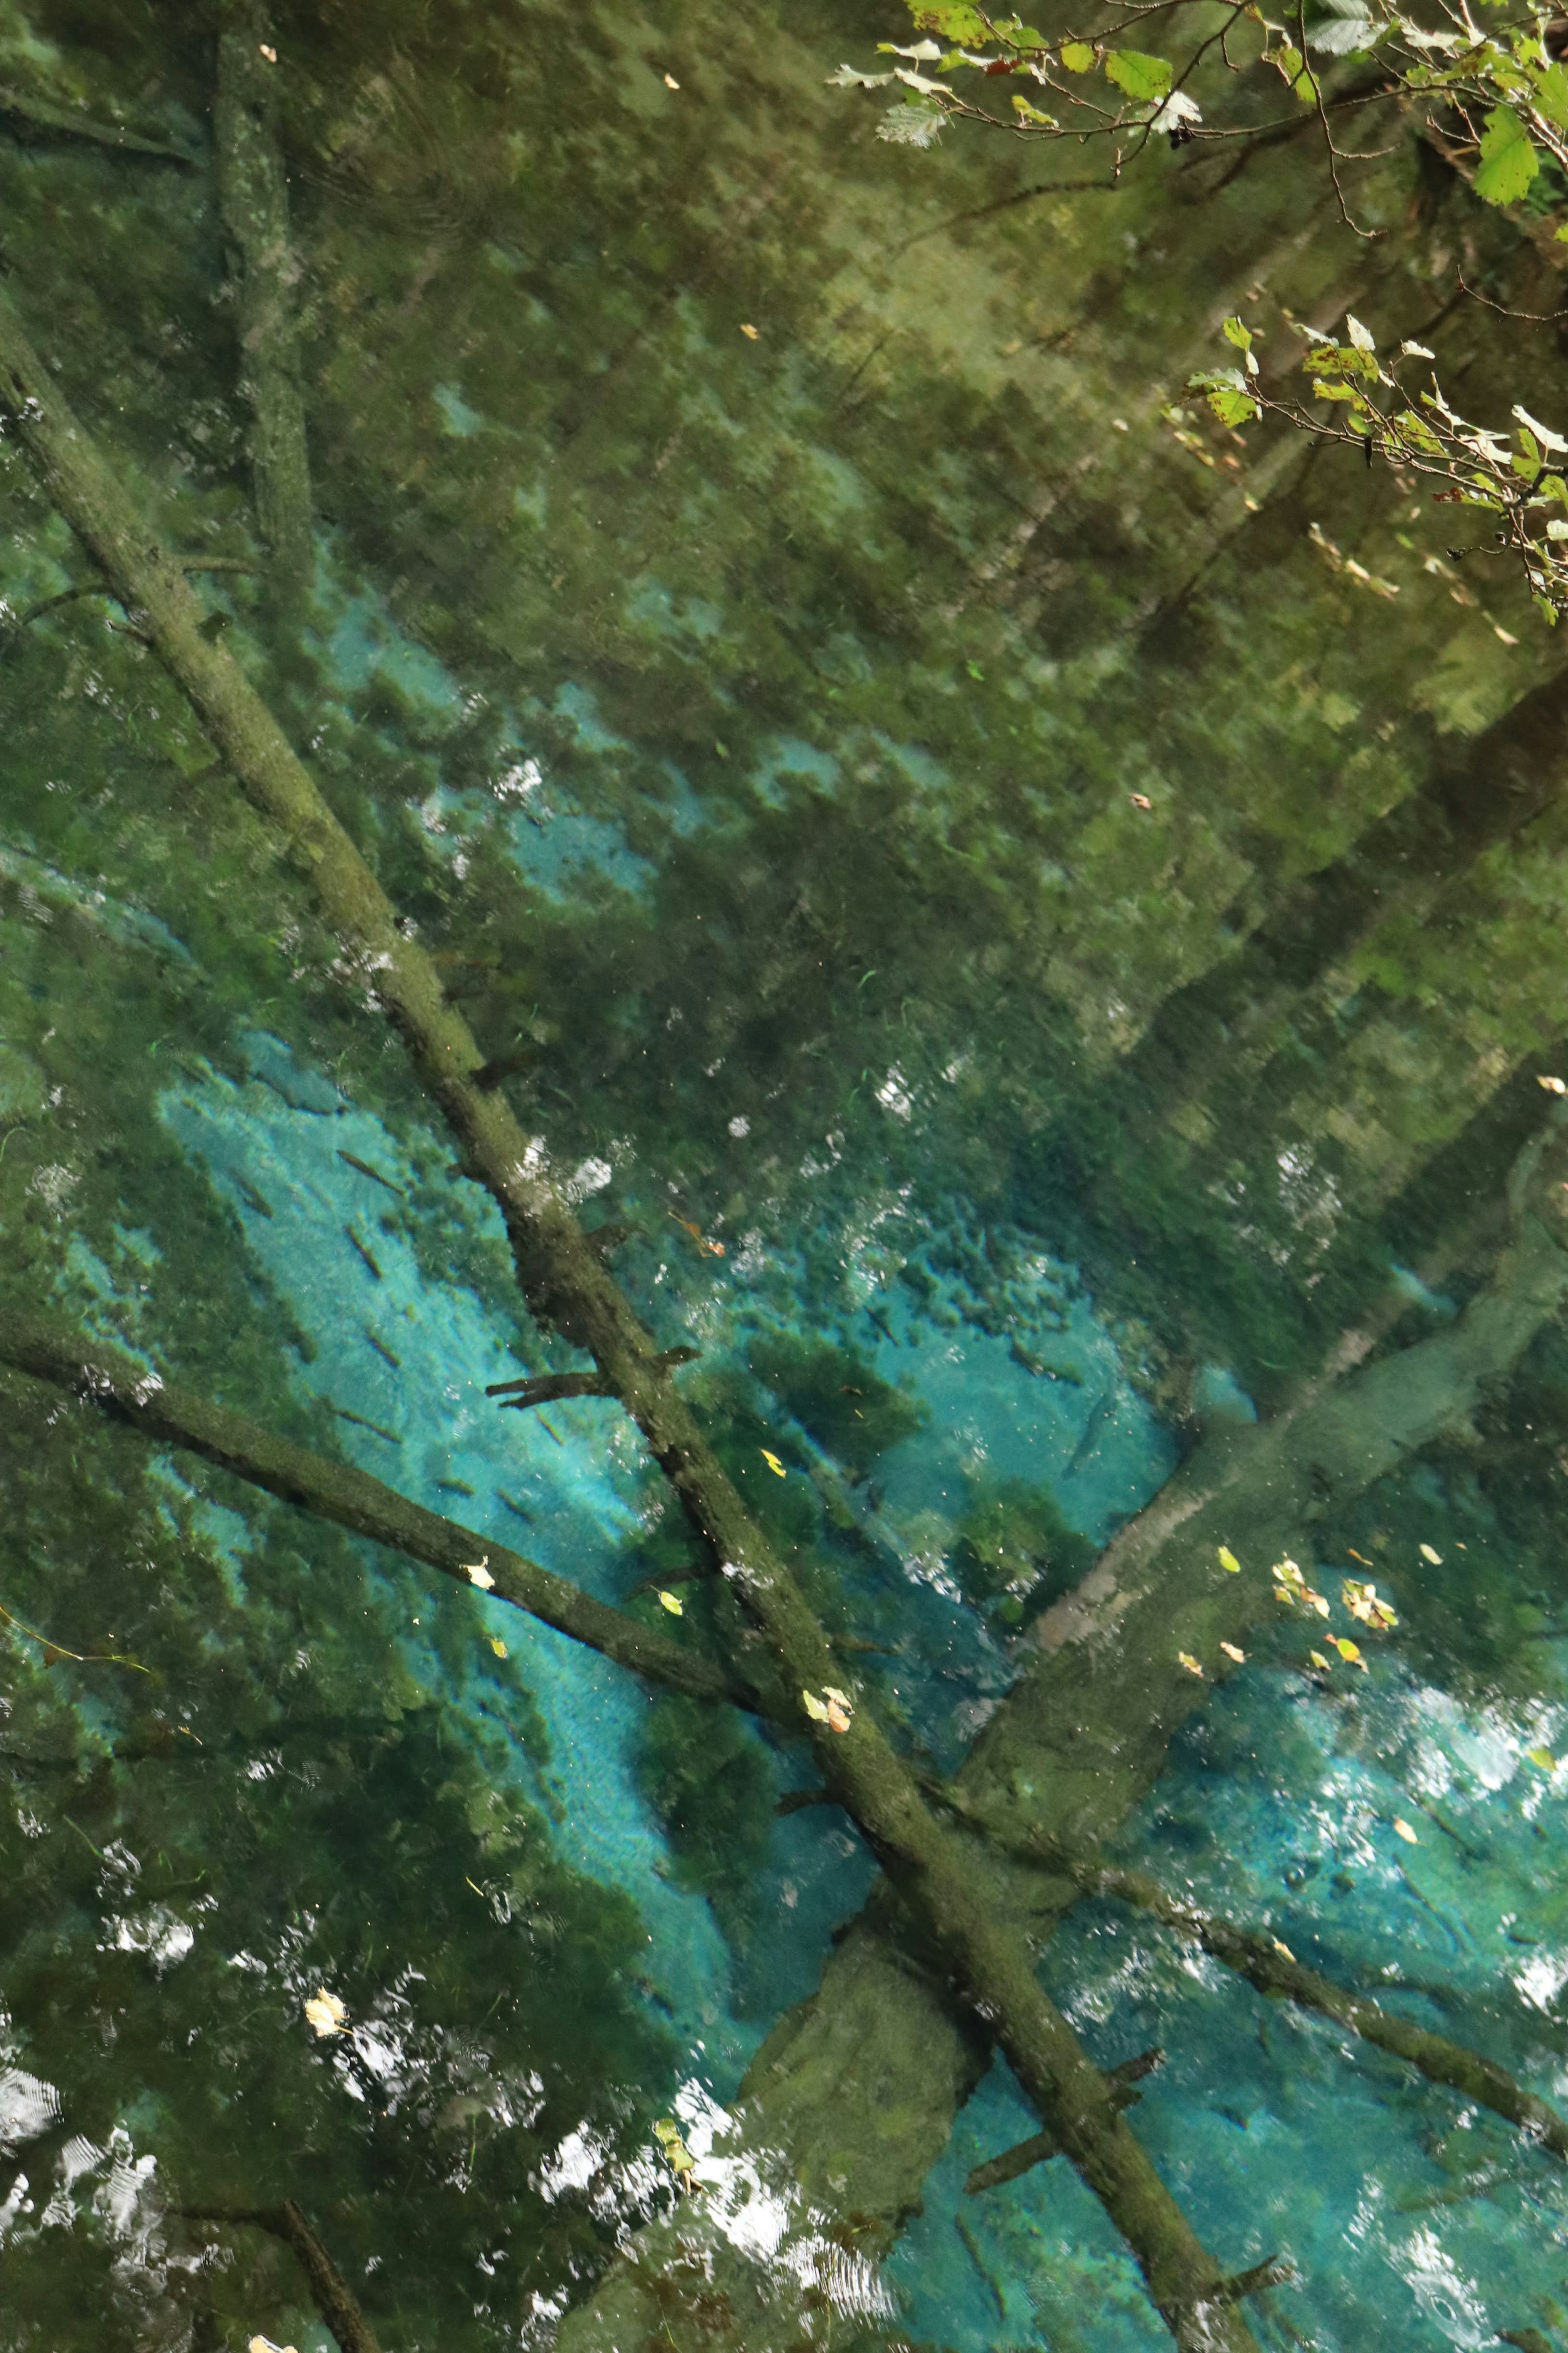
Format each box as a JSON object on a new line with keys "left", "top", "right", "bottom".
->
{"left": 831, "top": 0, "right": 1568, "bottom": 628}
{"left": 1192, "top": 311, "right": 1568, "bottom": 618}
{"left": 747, "top": 1332, "right": 928, "bottom": 1483}
{"left": 953, "top": 1477, "right": 1098, "bottom": 1626}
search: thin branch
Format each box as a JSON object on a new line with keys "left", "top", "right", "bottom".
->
{"left": 0, "top": 83, "right": 196, "bottom": 165}
{"left": 0, "top": 1311, "right": 762, "bottom": 1717}
{"left": 1455, "top": 269, "right": 1568, "bottom": 323}
{"left": 181, "top": 2201, "right": 381, "bottom": 2353}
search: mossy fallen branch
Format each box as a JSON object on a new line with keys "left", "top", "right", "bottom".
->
{"left": 0, "top": 282, "right": 1266, "bottom": 2352}
{"left": 0, "top": 1311, "right": 755, "bottom": 1715}
{"left": 1028, "top": 1840, "right": 1568, "bottom": 2164}
{"left": 182, "top": 2199, "right": 380, "bottom": 2353}
{"left": 214, "top": 4, "right": 312, "bottom": 573}
{"left": 0, "top": 83, "right": 196, "bottom": 164}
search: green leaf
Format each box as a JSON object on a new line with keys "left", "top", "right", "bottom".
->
{"left": 1059, "top": 40, "right": 1095, "bottom": 70}
{"left": 1531, "top": 60, "right": 1568, "bottom": 129}
{"left": 1011, "top": 92, "right": 1057, "bottom": 123}
{"left": 1474, "top": 105, "right": 1539, "bottom": 206}
{"left": 1103, "top": 47, "right": 1172, "bottom": 101}
{"left": 911, "top": 2, "right": 989, "bottom": 41}
{"left": 1189, "top": 369, "right": 1257, "bottom": 427}
{"left": 1222, "top": 315, "right": 1253, "bottom": 352}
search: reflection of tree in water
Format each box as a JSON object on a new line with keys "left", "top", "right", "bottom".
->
{"left": 1, "top": 4, "right": 1567, "bottom": 2350}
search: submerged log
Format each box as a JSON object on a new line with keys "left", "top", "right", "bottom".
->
{"left": 556, "top": 1115, "right": 1568, "bottom": 2350}
{"left": 0, "top": 285, "right": 1265, "bottom": 2350}
{"left": 0, "top": 1313, "right": 755, "bottom": 1715}
{"left": 214, "top": 3, "right": 312, "bottom": 574}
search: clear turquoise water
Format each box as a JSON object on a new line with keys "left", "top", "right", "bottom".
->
{"left": 2, "top": 4, "right": 1568, "bottom": 2349}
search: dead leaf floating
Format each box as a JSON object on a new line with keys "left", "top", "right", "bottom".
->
{"left": 1419, "top": 1543, "right": 1442, "bottom": 1566}
{"left": 488, "top": 1636, "right": 508, "bottom": 1658}
{"left": 761, "top": 1449, "right": 786, "bottom": 1478}
{"left": 1527, "top": 1745, "right": 1557, "bottom": 1773}
{"left": 1327, "top": 1635, "right": 1366, "bottom": 1670}
{"left": 1271, "top": 1937, "right": 1295, "bottom": 1963}
{"left": 1177, "top": 1651, "right": 1204, "bottom": 1678}
{"left": 1309, "top": 1649, "right": 1331, "bottom": 1671}
{"left": 465, "top": 1559, "right": 495, "bottom": 1590}
{"left": 1393, "top": 1818, "right": 1419, "bottom": 1845}
{"left": 1539, "top": 1075, "right": 1567, "bottom": 1095}
{"left": 1216, "top": 1546, "right": 1241, "bottom": 1575}
{"left": 1273, "top": 1558, "right": 1330, "bottom": 1616}
{"left": 740, "top": 323, "right": 761, "bottom": 340}
{"left": 663, "top": 71, "right": 680, "bottom": 88}
{"left": 1342, "top": 1578, "right": 1397, "bottom": 1630}
{"left": 304, "top": 1989, "right": 348, "bottom": 2039}
{"left": 249, "top": 2337, "right": 298, "bottom": 2353}
{"left": 1220, "top": 1641, "right": 1246, "bottom": 1664}
{"left": 802, "top": 1686, "right": 854, "bottom": 1731}
{"left": 657, "top": 1590, "right": 684, "bottom": 1616}
{"left": 257, "top": 43, "right": 277, "bottom": 61}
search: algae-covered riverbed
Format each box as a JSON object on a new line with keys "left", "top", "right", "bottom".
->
{"left": 2, "top": 3, "right": 1568, "bottom": 2349}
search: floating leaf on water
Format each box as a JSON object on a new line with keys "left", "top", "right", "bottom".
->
{"left": 1539, "top": 1074, "right": 1568, "bottom": 1094}
{"left": 1328, "top": 1635, "right": 1366, "bottom": 1668}
{"left": 653, "top": 2117, "right": 697, "bottom": 2177}
{"left": 802, "top": 1688, "right": 831, "bottom": 1722}
{"left": 1393, "top": 1818, "right": 1419, "bottom": 1844}
{"left": 1177, "top": 1651, "right": 1204, "bottom": 1677}
{"left": 657, "top": 1590, "right": 684, "bottom": 1616}
{"left": 1220, "top": 1641, "right": 1245, "bottom": 1663}
{"left": 304, "top": 1989, "right": 348, "bottom": 2039}
{"left": 1528, "top": 1745, "right": 1557, "bottom": 1772}
{"left": 740, "top": 323, "right": 761, "bottom": 340}
{"left": 1342, "top": 1578, "right": 1397, "bottom": 1630}
{"left": 488, "top": 1636, "right": 508, "bottom": 1658}
{"left": 1129, "top": 792, "right": 1152, "bottom": 810}
{"left": 1419, "top": 1543, "right": 1441, "bottom": 1566}
{"left": 1309, "top": 1649, "right": 1331, "bottom": 1670}
{"left": 663, "top": 71, "right": 680, "bottom": 87}
{"left": 249, "top": 2338, "right": 298, "bottom": 2353}
{"left": 1271, "top": 1937, "right": 1295, "bottom": 1962}
{"left": 761, "top": 1449, "right": 786, "bottom": 1476}
{"left": 1274, "top": 1557, "right": 1330, "bottom": 1615}
{"left": 465, "top": 1559, "right": 495, "bottom": 1590}
{"left": 1347, "top": 1547, "right": 1374, "bottom": 1568}
{"left": 823, "top": 1684, "right": 854, "bottom": 1731}
{"left": 1217, "top": 1546, "right": 1242, "bottom": 1574}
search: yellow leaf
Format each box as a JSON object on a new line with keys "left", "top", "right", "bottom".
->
{"left": 663, "top": 71, "right": 681, "bottom": 88}
{"left": 1220, "top": 1641, "right": 1245, "bottom": 1663}
{"left": 740, "top": 322, "right": 761, "bottom": 340}
{"left": 1393, "top": 1818, "right": 1419, "bottom": 1844}
{"left": 1539, "top": 1074, "right": 1567, "bottom": 1094}
{"left": 488, "top": 1636, "right": 508, "bottom": 1658}
{"left": 250, "top": 2339, "right": 299, "bottom": 2353}
{"left": 465, "top": 1559, "right": 495, "bottom": 1590}
{"left": 1217, "top": 1546, "right": 1242, "bottom": 1574}
{"left": 1528, "top": 1745, "right": 1557, "bottom": 1772}
{"left": 1177, "top": 1651, "right": 1204, "bottom": 1677}
{"left": 303, "top": 1989, "right": 348, "bottom": 2039}
{"left": 761, "top": 1449, "right": 786, "bottom": 1476}
{"left": 1271, "top": 1937, "right": 1295, "bottom": 1963}
{"left": 824, "top": 1686, "right": 852, "bottom": 1708}
{"left": 1419, "top": 1542, "right": 1441, "bottom": 1566}
{"left": 1309, "top": 1649, "right": 1331, "bottom": 1671}
{"left": 657, "top": 1591, "right": 684, "bottom": 1616}
{"left": 1329, "top": 1635, "right": 1365, "bottom": 1668}
{"left": 825, "top": 1698, "right": 853, "bottom": 1732}
{"left": 802, "top": 1688, "right": 831, "bottom": 1722}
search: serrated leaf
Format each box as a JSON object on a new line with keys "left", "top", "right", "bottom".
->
{"left": 1222, "top": 317, "right": 1253, "bottom": 352}
{"left": 1346, "top": 314, "right": 1375, "bottom": 352}
{"left": 1532, "top": 59, "right": 1568, "bottom": 127}
{"left": 1515, "top": 403, "right": 1568, "bottom": 454}
{"left": 1059, "top": 40, "right": 1095, "bottom": 69}
{"left": 878, "top": 37, "right": 944, "bottom": 58}
{"left": 1474, "top": 105, "right": 1539, "bottom": 206}
{"left": 911, "top": 1, "right": 989, "bottom": 40}
{"left": 1309, "top": 14, "right": 1376, "bottom": 52}
{"left": 1103, "top": 47, "right": 1172, "bottom": 100}
{"left": 828, "top": 63, "right": 896, "bottom": 86}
